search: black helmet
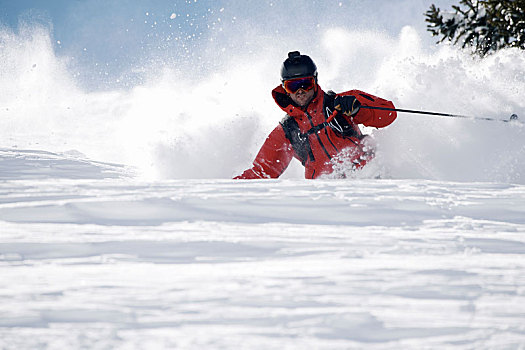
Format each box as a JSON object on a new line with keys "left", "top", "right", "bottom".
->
{"left": 280, "top": 51, "right": 318, "bottom": 82}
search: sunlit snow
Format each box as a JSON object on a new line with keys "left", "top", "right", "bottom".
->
{"left": 1, "top": 149, "right": 524, "bottom": 349}
{"left": 1, "top": 0, "right": 524, "bottom": 348}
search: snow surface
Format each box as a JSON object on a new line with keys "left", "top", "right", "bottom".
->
{"left": 2, "top": 1, "right": 525, "bottom": 348}
{"left": 1, "top": 149, "right": 524, "bottom": 349}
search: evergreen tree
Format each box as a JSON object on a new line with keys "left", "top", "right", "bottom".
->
{"left": 426, "top": 0, "right": 525, "bottom": 56}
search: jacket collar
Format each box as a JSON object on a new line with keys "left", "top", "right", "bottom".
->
{"left": 272, "top": 84, "right": 324, "bottom": 118}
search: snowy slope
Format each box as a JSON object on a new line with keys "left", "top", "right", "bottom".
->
{"left": 0, "top": 148, "right": 129, "bottom": 180}
{"left": 1, "top": 150, "right": 524, "bottom": 349}
{"left": 2, "top": 1, "right": 525, "bottom": 348}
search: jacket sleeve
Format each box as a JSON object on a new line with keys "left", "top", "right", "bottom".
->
{"left": 339, "top": 90, "right": 397, "bottom": 128}
{"left": 234, "top": 125, "right": 294, "bottom": 179}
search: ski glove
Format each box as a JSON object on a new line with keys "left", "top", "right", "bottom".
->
{"left": 334, "top": 95, "right": 361, "bottom": 117}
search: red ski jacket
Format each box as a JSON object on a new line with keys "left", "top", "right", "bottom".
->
{"left": 235, "top": 85, "right": 396, "bottom": 179}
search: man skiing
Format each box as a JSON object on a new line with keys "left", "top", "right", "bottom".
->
{"left": 234, "top": 51, "right": 397, "bottom": 179}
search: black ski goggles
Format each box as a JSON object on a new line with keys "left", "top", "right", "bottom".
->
{"left": 282, "top": 76, "right": 316, "bottom": 94}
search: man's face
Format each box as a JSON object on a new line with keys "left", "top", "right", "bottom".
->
{"left": 289, "top": 87, "right": 315, "bottom": 107}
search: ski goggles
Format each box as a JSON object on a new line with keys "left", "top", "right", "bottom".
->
{"left": 282, "top": 76, "right": 316, "bottom": 94}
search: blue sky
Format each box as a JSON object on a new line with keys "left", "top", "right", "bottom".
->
{"left": 0, "top": 0, "right": 457, "bottom": 90}
{"left": 1, "top": 0, "right": 229, "bottom": 87}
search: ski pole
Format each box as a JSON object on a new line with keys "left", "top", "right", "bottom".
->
{"left": 360, "top": 106, "right": 520, "bottom": 124}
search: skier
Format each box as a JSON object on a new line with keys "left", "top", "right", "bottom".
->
{"left": 234, "top": 51, "right": 397, "bottom": 179}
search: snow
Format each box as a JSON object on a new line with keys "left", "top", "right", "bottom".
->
{"left": 1, "top": 1, "right": 525, "bottom": 347}
{"left": 2, "top": 24, "right": 524, "bottom": 182}
{"left": 1, "top": 149, "right": 524, "bottom": 349}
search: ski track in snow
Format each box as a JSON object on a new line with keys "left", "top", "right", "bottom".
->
{"left": 1, "top": 149, "right": 524, "bottom": 349}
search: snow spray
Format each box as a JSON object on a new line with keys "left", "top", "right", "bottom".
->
{"left": 1, "top": 3, "right": 524, "bottom": 183}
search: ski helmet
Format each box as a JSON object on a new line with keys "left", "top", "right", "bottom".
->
{"left": 280, "top": 51, "right": 318, "bottom": 82}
